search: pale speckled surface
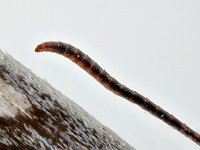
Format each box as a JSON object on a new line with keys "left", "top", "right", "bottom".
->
{"left": 0, "top": 78, "right": 31, "bottom": 118}
{"left": 0, "top": 50, "right": 134, "bottom": 150}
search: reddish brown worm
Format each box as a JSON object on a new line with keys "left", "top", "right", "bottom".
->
{"left": 35, "top": 41, "right": 200, "bottom": 146}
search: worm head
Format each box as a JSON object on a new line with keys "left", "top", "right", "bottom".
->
{"left": 35, "top": 41, "right": 72, "bottom": 55}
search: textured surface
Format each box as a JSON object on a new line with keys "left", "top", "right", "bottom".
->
{"left": 0, "top": 50, "right": 134, "bottom": 150}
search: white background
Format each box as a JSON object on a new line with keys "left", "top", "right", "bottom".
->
{"left": 0, "top": 1, "right": 200, "bottom": 150}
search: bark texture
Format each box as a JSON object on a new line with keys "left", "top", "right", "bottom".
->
{"left": 0, "top": 50, "right": 134, "bottom": 150}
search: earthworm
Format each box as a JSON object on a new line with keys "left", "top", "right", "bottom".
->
{"left": 35, "top": 41, "right": 200, "bottom": 146}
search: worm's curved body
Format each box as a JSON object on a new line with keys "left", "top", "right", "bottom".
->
{"left": 35, "top": 41, "right": 200, "bottom": 145}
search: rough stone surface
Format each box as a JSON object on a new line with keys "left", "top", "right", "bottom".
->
{"left": 0, "top": 50, "right": 135, "bottom": 150}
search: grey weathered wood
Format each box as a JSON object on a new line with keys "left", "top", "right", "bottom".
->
{"left": 0, "top": 50, "right": 134, "bottom": 150}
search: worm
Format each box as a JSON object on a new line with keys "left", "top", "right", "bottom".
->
{"left": 35, "top": 41, "right": 200, "bottom": 146}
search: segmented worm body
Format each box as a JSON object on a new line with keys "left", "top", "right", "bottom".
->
{"left": 35, "top": 41, "right": 200, "bottom": 145}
